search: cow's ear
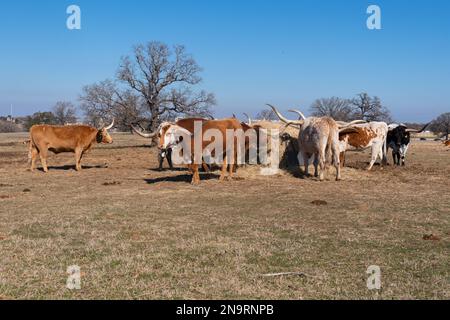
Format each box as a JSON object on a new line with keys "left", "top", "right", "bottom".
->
{"left": 96, "top": 130, "right": 103, "bottom": 143}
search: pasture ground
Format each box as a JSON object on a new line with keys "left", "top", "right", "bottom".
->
{"left": 0, "top": 132, "right": 449, "bottom": 299}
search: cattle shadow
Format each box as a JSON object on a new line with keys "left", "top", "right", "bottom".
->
{"left": 101, "top": 144, "right": 150, "bottom": 150}
{"left": 148, "top": 167, "right": 187, "bottom": 173}
{"left": 144, "top": 173, "right": 221, "bottom": 184}
{"left": 36, "top": 164, "right": 108, "bottom": 172}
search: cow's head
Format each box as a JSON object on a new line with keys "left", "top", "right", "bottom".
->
{"left": 160, "top": 125, "right": 192, "bottom": 150}
{"left": 157, "top": 122, "right": 175, "bottom": 150}
{"left": 396, "top": 126, "right": 411, "bottom": 146}
{"left": 97, "top": 119, "right": 114, "bottom": 144}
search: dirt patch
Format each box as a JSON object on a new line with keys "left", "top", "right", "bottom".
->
{"left": 102, "top": 181, "right": 122, "bottom": 186}
{"left": 423, "top": 234, "right": 441, "bottom": 241}
{"left": 311, "top": 200, "right": 328, "bottom": 206}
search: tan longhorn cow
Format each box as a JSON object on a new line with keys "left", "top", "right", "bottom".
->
{"left": 28, "top": 120, "right": 114, "bottom": 172}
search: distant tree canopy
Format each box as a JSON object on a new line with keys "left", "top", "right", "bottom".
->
{"left": 24, "top": 112, "right": 57, "bottom": 130}
{"left": 80, "top": 80, "right": 148, "bottom": 131}
{"left": 309, "top": 97, "right": 353, "bottom": 121}
{"left": 80, "top": 41, "right": 216, "bottom": 132}
{"left": 309, "top": 93, "right": 392, "bottom": 122}
{"left": 0, "top": 120, "right": 21, "bottom": 133}
{"left": 255, "top": 109, "right": 278, "bottom": 121}
{"left": 53, "top": 101, "right": 77, "bottom": 125}
{"left": 350, "top": 93, "right": 392, "bottom": 122}
{"left": 430, "top": 112, "right": 450, "bottom": 140}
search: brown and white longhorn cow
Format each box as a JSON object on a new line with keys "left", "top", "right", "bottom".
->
{"left": 28, "top": 120, "right": 114, "bottom": 172}
{"left": 131, "top": 118, "right": 208, "bottom": 170}
{"left": 338, "top": 122, "right": 388, "bottom": 170}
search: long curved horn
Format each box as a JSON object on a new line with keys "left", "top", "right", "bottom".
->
{"left": 267, "top": 104, "right": 303, "bottom": 126}
{"left": 243, "top": 113, "right": 252, "bottom": 125}
{"left": 104, "top": 118, "right": 115, "bottom": 130}
{"left": 336, "top": 120, "right": 366, "bottom": 127}
{"left": 131, "top": 124, "right": 158, "bottom": 138}
{"left": 288, "top": 109, "right": 306, "bottom": 121}
{"left": 406, "top": 122, "right": 431, "bottom": 133}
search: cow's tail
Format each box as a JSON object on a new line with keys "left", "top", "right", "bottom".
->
{"left": 326, "top": 130, "right": 333, "bottom": 166}
{"left": 23, "top": 139, "right": 32, "bottom": 164}
{"left": 382, "top": 134, "right": 388, "bottom": 165}
{"left": 25, "top": 133, "right": 36, "bottom": 164}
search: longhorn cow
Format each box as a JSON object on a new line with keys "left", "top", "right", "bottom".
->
{"left": 28, "top": 120, "right": 114, "bottom": 172}
{"left": 387, "top": 123, "right": 429, "bottom": 166}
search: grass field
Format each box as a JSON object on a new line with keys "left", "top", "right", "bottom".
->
{"left": 0, "top": 132, "right": 449, "bottom": 299}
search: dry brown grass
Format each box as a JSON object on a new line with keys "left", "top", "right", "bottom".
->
{"left": 0, "top": 132, "right": 449, "bottom": 300}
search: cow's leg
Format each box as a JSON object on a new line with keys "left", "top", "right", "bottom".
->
{"left": 190, "top": 164, "right": 201, "bottom": 185}
{"left": 219, "top": 156, "right": 228, "bottom": 182}
{"left": 332, "top": 145, "right": 341, "bottom": 181}
{"left": 158, "top": 151, "right": 164, "bottom": 171}
{"left": 318, "top": 149, "right": 326, "bottom": 181}
{"left": 393, "top": 151, "right": 400, "bottom": 166}
{"left": 313, "top": 153, "right": 319, "bottom": 178}
{"left": 30, "top": 146, "right": 39, "bottom": 172}
{"left": 377, "top": 146, "right": 385, "bottom": 169}
{"left": 166, "top": 148, "right": 174, "bottom": 169}
{"left": 367, "top": 145, "right": 379, "bottom": 170}
{"left": 339, "top": 152, "right": 346, "bottom": 168}
{"left": 202, "top": 161, "right": 210, "bottom": 173}
{"left": 39, "top": 147, "right": 49, "bottom": 173}
{"left": 303, "top": 152, "right": 310, "bottom": 177}
{"left": 227, "top": 154, "right": 235, "bottom": 180}
{"left": 75, "top": 148, "right": 83, "bottom": 171}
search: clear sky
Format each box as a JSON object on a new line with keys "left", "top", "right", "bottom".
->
{"left": 0, "top": 0, "right": 449, "bottom": 122}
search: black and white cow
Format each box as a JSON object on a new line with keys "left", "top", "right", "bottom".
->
{"left": 387, "top": 123, "right": 429, "bottom": 166}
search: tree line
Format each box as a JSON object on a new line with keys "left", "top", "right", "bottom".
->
{"left": 1, "top": 41, "right": 449, "bottom": 139}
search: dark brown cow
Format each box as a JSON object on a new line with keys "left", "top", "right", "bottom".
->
{"left": 29, "top": 120, "right": 114, "bottom": 172}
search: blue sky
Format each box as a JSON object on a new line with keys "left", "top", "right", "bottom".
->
{"left": 0, "top": 0, "right": 449, "bottom": 122}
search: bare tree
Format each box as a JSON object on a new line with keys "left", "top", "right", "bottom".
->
{"left": 53, "top": 101, "right": 77, "bottom": 125}
{"left": 309, "top": 97, "right": 352, "bottom": 121}
{"left": 430, "top": 112, "right": 450, "bottom": 140}
{"left": 350, "top": 93, "right": 392, "bottom": 122}
{"left": 0, "top": 120, "right": 21, "bottom": 133}
{"left": 255, "top": 108, "right": 278, "bottom": 121}
{"left": 117, "top": 42, "right": 215, "bottom": 131}
{"left": 80, "top": 80, "right": 148, "bottom": 131}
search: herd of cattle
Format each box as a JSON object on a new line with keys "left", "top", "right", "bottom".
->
{"left": 25, "top": 105, "right": 432, "bottom": 184}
